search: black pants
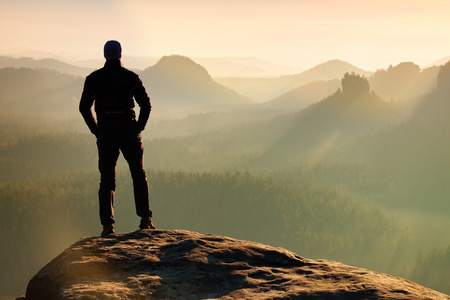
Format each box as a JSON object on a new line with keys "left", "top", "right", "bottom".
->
{"left": 97, "top": 128, "right": 152, "bottom": 225}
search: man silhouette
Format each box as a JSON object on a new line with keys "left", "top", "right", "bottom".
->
{"left": 79, "top": 40, "right": 155, "bottom": 237}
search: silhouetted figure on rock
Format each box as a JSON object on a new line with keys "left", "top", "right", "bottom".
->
{"left": 79, "top": 40, "right": 155, "bottom": 237}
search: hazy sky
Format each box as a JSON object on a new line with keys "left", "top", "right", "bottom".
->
{"left": 1, "top": 0, "right": 449, "bottom": 71}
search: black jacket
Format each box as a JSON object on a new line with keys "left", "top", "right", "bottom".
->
{"left": 79, "top": 60, "right": 151, "bottom": 135}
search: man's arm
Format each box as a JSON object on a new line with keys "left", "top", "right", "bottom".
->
{"left": 133, "top": 77, "right": 151, "bottom": 132}
{"left": 79, "top": 78, "right": 98, "bottom": 136}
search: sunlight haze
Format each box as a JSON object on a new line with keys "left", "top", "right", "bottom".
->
{"left": 3, "top": 1, "right": 450, "bottom": 298}
{"left": 1, "top": 0, "right": 450, "bottom": 71}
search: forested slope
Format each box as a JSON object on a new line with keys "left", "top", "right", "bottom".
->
{"left": 0, "top": 170, "right": 405, "bottom": 296}
{"left": 1, "top": 59, "right": 450, "bottom": 297}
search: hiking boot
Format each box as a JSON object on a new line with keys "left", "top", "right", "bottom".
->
{"left": 139, "top": 216, "right": 155, "bottom": 230}
{"left": 101, "top": 223, "right": 115, "bottom": 237}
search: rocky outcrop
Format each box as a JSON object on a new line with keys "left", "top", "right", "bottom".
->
{"left": 25, "top": 230, "right": 449, "bottom": 299}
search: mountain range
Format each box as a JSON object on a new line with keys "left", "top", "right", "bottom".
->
{"left": 137, "top": 63, "right": 450, "bottom": 221}
{"left": 0, "top": 55, "right": 360, "bottom": 118}
{"left": 2, "top": 54, "right": 450, "bottom": 296}
{"left": 0, "top": 54, "right": 444, "bottom": 120}
{"left": 216, "top": 59, "right": 371, "bottom": 101}
{"left": 0, "top": 55, "right": 249, "bottom": 118}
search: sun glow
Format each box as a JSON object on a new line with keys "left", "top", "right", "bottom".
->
{"left": 1, "top": 1, "right": 450, "bottom": 70}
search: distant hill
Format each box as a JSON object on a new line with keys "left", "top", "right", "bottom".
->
{"left": 215, "top": 59, "right": 371, "bottom": 101}
{"left": 427, "top": 56, "right": 450, "bottom": 67}
{"left": 0, "top": 67, "right": 83, "bottom": 118}
{"left": 256, "top": 74, "right": 395, "bottom": 165}
{"left": 139, "top": 55, "right": 249, "bottom": 115}
{"left": 265, "top": 79, "right": 340, "bottom": 110}
{"left": 369, "top": 62, "right": 439, "bottom": 102}
{"left": 0, "top": 56, "right": 92, "bottom": 77}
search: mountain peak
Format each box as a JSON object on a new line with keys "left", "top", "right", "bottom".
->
{"left": 341, "top": 72, "right": 370, "bottom": 96}
{"left": 299, "top": 59, "right": 371, "bottom": 80}
{"left": 24, "top": 230, "right": 448, "bottom": 299}
{"left": 139, "top": 55, "right": 247, "bottom": 110}
{"left": 151, "top": 55, "right": 211, "bottom": 80}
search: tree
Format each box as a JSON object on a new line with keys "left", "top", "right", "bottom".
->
{"left": 436, "top": 60, "right": 450, "bottom": 93}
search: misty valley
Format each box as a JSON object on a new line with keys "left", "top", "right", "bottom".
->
{"left": 0, "top": 55, "right": 449, "bottom": 297}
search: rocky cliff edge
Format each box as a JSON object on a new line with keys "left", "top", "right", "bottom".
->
{"left": 24, "top": 230, "right": 449, "bottom": 299}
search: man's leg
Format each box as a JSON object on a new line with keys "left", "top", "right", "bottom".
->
{"left": 121, "top": 129, "right": 153, "bottom": 221}
{"left": 97, "top": 131, "right": 120, "bottom": 226}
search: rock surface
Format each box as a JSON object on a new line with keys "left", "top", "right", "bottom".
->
{"left": 25, "top": 230, "right": 449, "bottom": 299}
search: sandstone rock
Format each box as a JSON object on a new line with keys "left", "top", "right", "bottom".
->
{"left": 25, "top": 230, "right": 449, "bottom": 299}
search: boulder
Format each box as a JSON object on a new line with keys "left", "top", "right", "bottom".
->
{"left": 25, "top": 230, "right": 449, "bottom": 299}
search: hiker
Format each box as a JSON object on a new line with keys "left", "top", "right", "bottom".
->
{"left": 79, "top": 40, "right": 155, "bottom": 237}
